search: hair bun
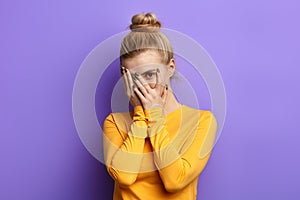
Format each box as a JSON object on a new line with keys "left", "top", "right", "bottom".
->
{"left": 130, "top": 12, "right": 162, "bottom": 32}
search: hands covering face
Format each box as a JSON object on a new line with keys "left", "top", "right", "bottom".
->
{"left": 121, "top": 64, "right": 168, "bottom": 110}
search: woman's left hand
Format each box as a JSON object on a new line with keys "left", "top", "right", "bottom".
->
{"left": 132, "top": 69, "right": 168, "bottom": 110}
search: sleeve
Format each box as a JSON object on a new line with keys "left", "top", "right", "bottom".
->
{"left": 144, "top": 107, "right": 217, "bottom": 193}
{"left": 103, "top": 105, "right": 148, "bottom": 187}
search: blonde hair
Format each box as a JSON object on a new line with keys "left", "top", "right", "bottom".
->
{"left": 120, "top": 12, "right": 174, "bottom": 67}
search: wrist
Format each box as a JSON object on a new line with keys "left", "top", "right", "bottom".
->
{"left": 146, "top": 108, "right": 166, "bottom": 137}
{"left": 145, "top": 106, "right": 165, "bottom": 123}
{"left": 133, "top": 105, "right": 146, "bottom": 122}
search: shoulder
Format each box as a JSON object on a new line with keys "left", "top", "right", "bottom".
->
{"left": 181, "top": 104, "right": 217, "bottom": 129}
{"left": 182, "top": 104, "right": 216, "bottom": 119}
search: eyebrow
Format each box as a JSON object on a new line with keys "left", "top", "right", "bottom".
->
{"left": 141, "top": 69, "right": 157, "bottom": 76}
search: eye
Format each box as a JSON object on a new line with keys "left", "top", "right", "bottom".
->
{"left": 142, "top": 70, "right": 157, "bottom": 80}
{"left": 145, "top": 72, "right": 154, "bottom": 79}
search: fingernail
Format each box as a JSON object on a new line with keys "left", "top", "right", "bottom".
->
{"left": 121, "top": 68, "right": 125, "bottom": 74}
{"left": 157, "top": 68, "right": 160, "bottom": 73}
{"left": 132, "top": 85, "right": 136, "bottom": 89}
{"left": 132, "top": 75, "right": 137, "bottom": 81}
{"left": 135, "top": 72, "right": 139, "bottom": 77}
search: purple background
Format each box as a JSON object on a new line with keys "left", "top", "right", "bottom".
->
{"left": 1, "top": 0, "right": 299, "bottom": 199}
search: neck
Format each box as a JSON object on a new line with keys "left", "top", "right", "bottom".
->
{"left": 163, "top": 89, "right": 181, "bottom": 114}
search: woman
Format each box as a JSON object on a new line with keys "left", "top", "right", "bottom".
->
{"left": 103, "top": 12, "right": 217, "bottom": 200}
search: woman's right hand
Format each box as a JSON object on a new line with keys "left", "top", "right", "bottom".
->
{"left": 121, "top": 66, "right": 142, "bottom": 107}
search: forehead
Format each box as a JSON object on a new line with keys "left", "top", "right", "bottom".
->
{"left": 123, "top": 50, "right": 163, "bottom": 69}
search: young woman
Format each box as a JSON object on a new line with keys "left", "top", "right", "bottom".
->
{"left": 103, "top": 12, "right": 217, "bottom": 200}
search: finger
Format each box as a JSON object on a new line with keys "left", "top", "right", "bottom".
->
{"left": 134, "top": 72, "right": 151, "bottom": 93}
{"left": 126, "top": 69, "right": 135, "bottom": 96}
{"left": 162, "top": 84, "right": 168, "bottom": 103}
{"left": 122, "top": 67, "right": 131, "bottom": 97}
{"left": 120, "top": 66, "right": 126, "bottom": 75}
{"left": 132, "top": 74, "right": 149, "bottom": 98}
{"left": 131, "top": 86, "right": 139, "bottom": 99}
{"left": 133, "top": 85, "right": 147, "bottom": 103}
{"left": 155, "top": 68, "right": 163, "bottom": 92}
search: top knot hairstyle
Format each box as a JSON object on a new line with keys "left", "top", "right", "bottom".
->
{"left": 129, "top": 12, "right": 162, "bottom": 32}
{"left": 120, "top": 12, "right": 174, "bottom": 67}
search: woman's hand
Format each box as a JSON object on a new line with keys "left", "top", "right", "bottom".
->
{"left": 132, "top": 68, "right": 168, "bottom": 110}
{"left": 121, "top": 66, "right": 142, "bottom": 107}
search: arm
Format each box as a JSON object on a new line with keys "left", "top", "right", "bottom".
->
{"left": 145, "top": 107, "right": 217, "bottom": 193}
{"left": 103, "top": 105, "right": 148, "bottom": 187}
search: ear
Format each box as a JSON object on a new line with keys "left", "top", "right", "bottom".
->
{"left": 167, "top": 58, "right": 176, "bottom": 77}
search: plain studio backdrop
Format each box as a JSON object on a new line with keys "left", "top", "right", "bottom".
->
{"left": 0, "top": 0, "right": 299, "bottom": 200}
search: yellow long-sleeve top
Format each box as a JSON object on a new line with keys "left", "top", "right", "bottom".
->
{"left": 103, "top": 104, "right": 217, "bottom": 200}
